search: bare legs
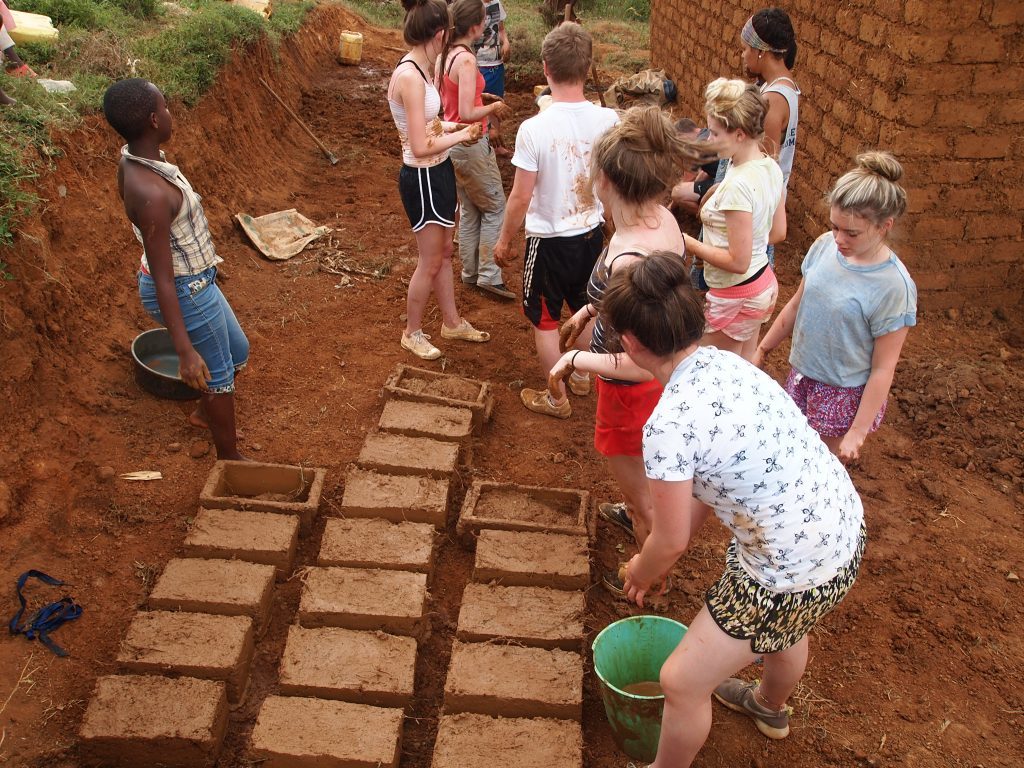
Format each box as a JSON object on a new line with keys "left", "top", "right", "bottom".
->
{"left": 650, "top": 607, "right": 809, "bottom": 768}
{"left": 700, "top": 329, "right": 759, "bottom": 362}
{"left": 405, "top": 223, "right": 461, "bottom": 335}
{"left": 203, "top": 392, "right": 244, "bottom": 460}
{"left": 607, "top": 454, "right": 653, "bottom": 544}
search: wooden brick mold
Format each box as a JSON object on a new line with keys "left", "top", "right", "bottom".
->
{"left": 457, "top": 481, "right": 591, "bottom": 540}
{"left": 383, "top": 364, "right": 494, "bottom": 428}
{"left": 199, "top": 460, "right": 326, "bottom": 534}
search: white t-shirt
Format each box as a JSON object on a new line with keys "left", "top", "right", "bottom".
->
{"left": 700, "top": 154, "right": 783, "bottom": 288}
{"left": 511, "top": 101, "right": 620, "bottom": 238}
{"left": 643, "top": 347, "right": 864, "bottom": 593}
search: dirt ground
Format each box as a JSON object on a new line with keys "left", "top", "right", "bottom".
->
{"left": 1, "top": 6, "right": 1022, "bottom": 767}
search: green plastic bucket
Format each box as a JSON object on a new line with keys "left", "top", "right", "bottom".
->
{"left": 592, "top": 615, "right": 687, "bottom": 762}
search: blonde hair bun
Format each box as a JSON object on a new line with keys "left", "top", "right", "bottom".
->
{"left": 704, "top": 77, "right": 747, "bottom": 106}
{"left": 856, "top": 151, "right": 903, "bottom": 183}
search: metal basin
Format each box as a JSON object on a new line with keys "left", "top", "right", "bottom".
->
{"left": 131, "top": 328, "right": 200, "bottom": 401}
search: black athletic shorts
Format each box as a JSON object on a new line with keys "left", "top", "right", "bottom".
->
{"left": 398, "top": 158, "right": 458, "bottom": 232}
{"left": 522, "top": 226, "right": 604, "bottom": 330}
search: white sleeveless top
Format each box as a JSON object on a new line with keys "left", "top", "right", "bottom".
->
{"left": 388, "top": 58, "right": 448, "bottom": 169}
{"left": 761, "top": 77, "right": 800, "bottom": 187}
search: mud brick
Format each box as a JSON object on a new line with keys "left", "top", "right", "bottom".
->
{"left": 444, "top": 642, "right": 583, "bottom": 719}
{"left": 199, "top": 460, "right": 326, "bottom": 533}
{"left": 319, "top": 517, "right": 435, "bottom": 572}
{"left": 183, "top": 508, "right": 299, "bottom": 577}
{"left": 357, "top": 432, "right": 459, "bottom": 478}
{"left": 474, "top": 530, "right": 589, "bottom": 590}
{"left": 383, "top": 363, "right": 494, "bottom": 426}
{"left": 432, "top": 713, "right": 581, "bottom": 768}
{"left": 79, "top": 675, "right": 227, "bottom": 767}
{"left": 250, "top": 695, "right": 403, "bottom": 768}
{"left": 456, "top": 584, "right": 584, "bottom": 650}
{"left": 340, "top": 468, "right": 450, "bottom": 528}
{"left": 117, "top": 611, "right": 255, "bottom": 704}
{"left": 378, "top": 400, "right": 474, "bottom": 442}
{"left": 298, "top": 567, "right": 427, "bottom": 635}
{"left": 148, "top": 558, "right": 275, "bottom": 629}
{"left": 278, "top": 625, "right": 417, "bottom": 708}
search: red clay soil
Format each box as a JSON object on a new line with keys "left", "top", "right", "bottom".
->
{"left": 0, "top": 5, "right": 1023, "bottom": 768}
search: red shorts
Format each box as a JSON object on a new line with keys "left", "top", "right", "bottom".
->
{"left": 594, "top": 377, "right": 663, "bottom": 457}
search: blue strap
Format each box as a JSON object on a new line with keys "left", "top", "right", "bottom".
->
{"left": 8, "top": 570, "right": 83, "bottom": 658}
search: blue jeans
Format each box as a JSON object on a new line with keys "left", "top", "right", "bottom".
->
{"left": 138, "top": 266, "right": 249, "bottom": 394}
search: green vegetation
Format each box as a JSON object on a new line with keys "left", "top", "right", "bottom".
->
{"left": 0, "top": 0, "right": 314, "bottom": 272}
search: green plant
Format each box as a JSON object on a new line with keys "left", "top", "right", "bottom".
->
{"left": 338, "top": 0, "right": 403, "bottom": 28}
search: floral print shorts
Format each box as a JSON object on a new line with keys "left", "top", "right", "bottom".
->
{"left": 706, "top": 526, "right": 866, "bottom": 654}
{"left": 785, "top": 369, "right": 887, "bottom": 438}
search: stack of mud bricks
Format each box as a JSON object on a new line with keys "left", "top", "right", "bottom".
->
{"left": 241, "top": 364, "right": 491, "bottom": 767}
{"left": 439, "top": 480, "right": 593, "bottom": 767}
{"left": 78, "top": 460, "right": 327, "bottom": 767}
{"left": 650, "top": 0, "right": 1024, "bottom": 309}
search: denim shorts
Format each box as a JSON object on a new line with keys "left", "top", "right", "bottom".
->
{"left": 138, "top": 266, "right": 249, "bottom": 394}
{"left": 480, "top": 62, "right": 505, "bottom": 98}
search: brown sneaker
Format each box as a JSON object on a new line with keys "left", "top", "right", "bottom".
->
{"left": 477, "top": 282, "right": 516, "bottom": 300}
{"left": 713, "top": 678, "right": 791, "bottom": 739}
{"left": 520, "top": 388, "right": 571, "bottom": 419}
{"left": 568, "top": 371, "right": 591, "bottom": 396}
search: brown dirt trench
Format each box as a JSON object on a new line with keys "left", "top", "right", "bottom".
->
{"left": 1, "top": 5, "right": 1023, "bottom": 767}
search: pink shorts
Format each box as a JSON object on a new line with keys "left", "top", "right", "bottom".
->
{"left": 704, "top": 266, "right": 778, "bottom": 342}
{"left": 785, "top": 369, "right": 887, "bottom": 438}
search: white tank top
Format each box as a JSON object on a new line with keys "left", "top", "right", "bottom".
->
{"left": 761, "top": 77, "right": 800, "bottom": 187}
{"left": 388, "top": 58, "right": 448, "bottom": 169}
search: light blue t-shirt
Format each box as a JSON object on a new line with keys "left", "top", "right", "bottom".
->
{"left": 790, "top": 233, "right": 917, "bottom": 388}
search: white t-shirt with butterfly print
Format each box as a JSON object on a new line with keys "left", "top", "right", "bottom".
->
{"left": 642, "top": 346, "right": 864, "bottom": 593}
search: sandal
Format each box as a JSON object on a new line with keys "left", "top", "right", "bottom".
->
{"left": 440, "top": 318, "right": 489, "bottom": 343}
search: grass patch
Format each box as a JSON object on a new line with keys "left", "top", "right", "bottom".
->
{"left": 0, "top": 0, "right": 315, "bottom": 266}
{"left": 338, "top": 0, "right": 403, "bottom": 27}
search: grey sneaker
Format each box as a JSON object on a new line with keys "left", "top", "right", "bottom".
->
{"left": 598, "top": 502, "right": 635, "bottom": 540}
{"left": 713, "top": 678, "right": 791, "bottom": 739}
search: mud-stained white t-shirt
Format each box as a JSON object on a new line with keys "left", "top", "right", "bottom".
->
{"left": 511, "top": 101, "right": 619, "bottom": 238}
{"left": 642, "top": 347, "right": 864, "bottom": 593}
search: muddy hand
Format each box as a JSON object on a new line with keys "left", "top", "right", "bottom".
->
{"left": 179, "top": 348, "right": 211, "bottom": 393}
{"left": 558, "top": 306, "right": 591, "bottom": 353}
{"left": 546, "top": 353, "right": 575, "bottom": 402}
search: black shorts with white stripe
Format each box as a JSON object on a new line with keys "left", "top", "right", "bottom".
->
{"left": 398, "top": 158, "right": 458, "bottom": 232}
{"left": 522, "top": 226, "right": 604, "bottom": 331}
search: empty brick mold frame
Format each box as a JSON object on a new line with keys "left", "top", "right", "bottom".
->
{"left": 340, "top": 468, "right": 450, "bottom": 528}
{"left": 79, "top": 675, "right": 228, "bottom": 767}
{"left": 383, "top": 364, "right": 493, "bottom": 427}
{"left": 250, "top": 695, "right": 403, "bottom": 768}
{"left": 298, "top": 567, "right": 427, "bottom": 635}
{"left": 319, "top": 518, "right": 435, "bottom": 572}
{"left": 199, "top": 460, "right": 326, "bottom": 533}
{"left": 432, "top": 712, "right": 582, "bottom": 768}
{"left": 117, "top": 611, "right": 255, "bottom": 704}
{"left": 357, "top": 432, "right": 459, "bottom": 478}
{"left": 148, "top": 558, "right": 275, "bottom": 630}
{"left": 456, "top": 583, "right": 585, "bottom": 650}
{"left": 444, "top": 642, "right": 583, "bottom": 720}
{"left": 473, "top": 530, "right": 589, "bottom": 590}
{"left": 183, "top": 508, "right": 299, "bottom": 576}
{"left": 457, "top": 482, "right": 590, "bottom": 539}
{"left": 378, "top": 400, "right": 474, "bottom": 442}
{"left": 278, "top": 625, "right": 417, "bottom": 708}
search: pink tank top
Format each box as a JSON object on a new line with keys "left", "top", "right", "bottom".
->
{"left": 441, "top": 45, "right": 488, "bottom": 133}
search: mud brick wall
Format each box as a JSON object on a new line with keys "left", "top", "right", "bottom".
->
{"left": 650, "top": 0, "right": 1024, "bottom": 310}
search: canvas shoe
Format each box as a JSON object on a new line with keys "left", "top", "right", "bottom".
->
{"left": 477, "top": 282, "right": 516, "bottom": 300}
{"left": 401, "top": 330, "right": 441, "bottom": 360}
{"left": 598, "top": 501, "right": 634, "bottom": 539}
{"left": 440, "top": 318, "right": 490, "bottom": 342}
{"left": 713, "top": 678, "right": 791, "bottom": 739}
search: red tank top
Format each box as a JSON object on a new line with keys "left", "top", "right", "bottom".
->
{"left": 441, "top": 45, "right": 488, "bottom": 133}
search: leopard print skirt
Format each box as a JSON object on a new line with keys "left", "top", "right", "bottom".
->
{"left": 706, "top": 525, "right": 866, "bottom": 654}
